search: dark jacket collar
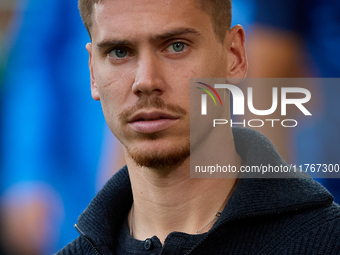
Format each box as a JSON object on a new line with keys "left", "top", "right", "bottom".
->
{"left": 76, "top": 127, "right": 333, "bottom": 247}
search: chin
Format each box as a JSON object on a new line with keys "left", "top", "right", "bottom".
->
{"left": 127, "top": 139, "right": 190, "bottom": 169}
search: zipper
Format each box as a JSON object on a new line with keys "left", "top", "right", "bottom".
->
{"left": 74, "top": 224, "right": 102, "bottom": 255}
{"left": 184, "top": 200, "right": 331, "bottom": 255}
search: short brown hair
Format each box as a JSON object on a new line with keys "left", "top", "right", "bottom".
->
{"left": 78, "top": 0, "right": 231, "bottom": 42}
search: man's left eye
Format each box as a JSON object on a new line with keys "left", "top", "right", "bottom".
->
{"left": 167, "top": 42, "right": 187, "bottom": 52}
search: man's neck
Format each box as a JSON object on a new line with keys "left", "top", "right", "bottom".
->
{"left": 125, "top": 130, "right": 241, "bottom": 243}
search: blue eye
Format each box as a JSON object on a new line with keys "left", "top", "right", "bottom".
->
{"left": 108, "top": 48, "right": 128, "bottom": 58}
{"left": 171, "top": 42, "right": 186, "bottom": 52}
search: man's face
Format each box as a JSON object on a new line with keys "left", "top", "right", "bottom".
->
{"left": 88, "top": 0, "right": 237, "bottom": 168}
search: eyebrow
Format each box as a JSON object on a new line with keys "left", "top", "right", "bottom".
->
{"left": 96, "top": 27, "right": 201, "bottom": 49}
{"left": 150, "top": 27, "right": 201, "bottom": 41}
{"left": 97, "top": 39, "right": 133, "bottom": 50}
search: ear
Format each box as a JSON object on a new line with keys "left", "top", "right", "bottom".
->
{"left": 224, "top": 25, "right": 248, "bottom": 83}
{"left": 86, "top": 43, "right": 100, "bottom": 101}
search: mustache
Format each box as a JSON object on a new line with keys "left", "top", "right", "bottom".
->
{"left": 118, "top": 97, "right": 188, "bottom": 121}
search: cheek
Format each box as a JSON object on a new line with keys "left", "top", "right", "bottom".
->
{"left": 95, "top": 62, "right": 135, "bottom": 99}
{"left": 94, "top": 67, "right": 135, "bottom": 124}
{"left": 190, "top": 44, "right": 227, "bottom": 78}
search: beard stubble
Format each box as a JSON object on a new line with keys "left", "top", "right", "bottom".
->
{"left": 118, "top": 96, "right": 190, "bottom": 169}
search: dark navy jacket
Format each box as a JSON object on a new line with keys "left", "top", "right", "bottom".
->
{"left": 57, "top": 128, "right": 340, "bottom": 254}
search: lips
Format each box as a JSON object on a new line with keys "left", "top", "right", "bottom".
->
{"left": 128, "top": 111, "right": 179, "bottom": 133}
{"left": 129, "top": 112, "right": 177, "bottom": 122}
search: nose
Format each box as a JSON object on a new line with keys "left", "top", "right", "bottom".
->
{"left": 132, "top": 51, "right": 165, "bottom": 97}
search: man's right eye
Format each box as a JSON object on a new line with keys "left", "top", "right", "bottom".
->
{"left": 108, "top": 48, "right": 128, "bottom": 58}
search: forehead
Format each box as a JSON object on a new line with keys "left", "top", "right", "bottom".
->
{"left": 90, "top": 0, "right": 214, "bottom": 43}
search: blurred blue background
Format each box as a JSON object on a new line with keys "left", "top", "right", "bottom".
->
{"left": 0, "top": 0, "right": 122, "bottom": 254}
